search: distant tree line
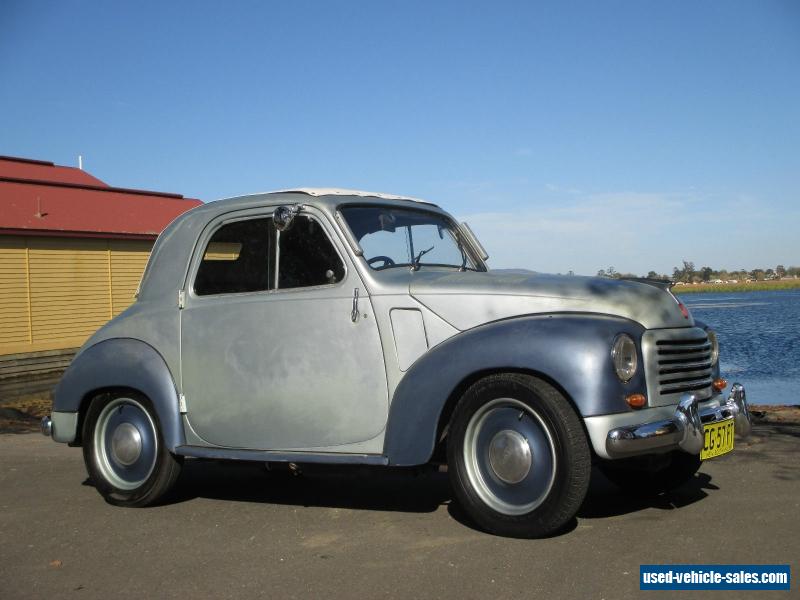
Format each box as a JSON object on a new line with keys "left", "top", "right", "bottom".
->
{"left": 596, "top": 262, "right": 800, "bottom": 282}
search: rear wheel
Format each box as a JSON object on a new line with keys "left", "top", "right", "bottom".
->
{"left": 82, "top": 392, "right": 182, "bottom": 506}
{"left": 447, "top": 374, "right": 590, "bottom": 538}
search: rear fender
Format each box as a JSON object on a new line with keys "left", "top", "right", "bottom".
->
{"left": 53, "top": 338, "right": 184, "bottom": 450}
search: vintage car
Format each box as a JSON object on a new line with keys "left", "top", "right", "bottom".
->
{"left": 42, "top": 188, "right": 752, "bottom": 538}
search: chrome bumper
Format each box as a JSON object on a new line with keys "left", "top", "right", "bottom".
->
{"left": 607, "top": 383, "right": 751, "bottom": 457}
{"left": 40, "top": 412, "right": 78, "bottom": 443}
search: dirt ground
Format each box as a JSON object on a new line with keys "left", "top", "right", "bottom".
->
{"left": 1, "top": 420, "right": 797, "bottom": 599}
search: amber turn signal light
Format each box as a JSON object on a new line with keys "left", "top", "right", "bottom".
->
{"left": 713, "top": 378, "right": 728, "bottom": 392}
{"left": 626, "top": 393, "right": 647, "bottom": 409}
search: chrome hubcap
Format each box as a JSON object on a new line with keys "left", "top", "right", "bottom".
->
{"left": 488, "top": 429, "right": 532, "bottom": 484}
{"left": 111, "top": 422, "right": 143, "bottom": 466}
{"left": 93, "top": 398, "right": 157, "bottom": 491}
{"left": 463, "top": 398, "right": 557, "bottom": 516}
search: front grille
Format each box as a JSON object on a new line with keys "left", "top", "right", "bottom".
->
{"left": 642, "top": 327, "right": 714, "bottom": 406}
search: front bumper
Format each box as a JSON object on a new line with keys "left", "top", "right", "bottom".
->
{"left": 604, "top": 383, "right": 751, "bottom": 458}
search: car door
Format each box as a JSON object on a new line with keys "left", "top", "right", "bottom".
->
{"left": 179, "top": 207, "right": 389, "bottom": 451}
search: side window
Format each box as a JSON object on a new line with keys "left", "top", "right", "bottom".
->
{"left": 194, "top": 218, "right": 273, "bottom": 296}
{"left": 278, "top": 216, "right": 344, "bottom": 289}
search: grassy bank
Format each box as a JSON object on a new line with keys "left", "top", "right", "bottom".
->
{"left": 674, "top": 279, "right": 800, "bottom": 294}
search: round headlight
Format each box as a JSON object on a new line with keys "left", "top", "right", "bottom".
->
{"left": 707, "top": 329, "right": 719, "bottom": 365}
{"left": 611, "top": 334, "right": 638, "bottom": 382}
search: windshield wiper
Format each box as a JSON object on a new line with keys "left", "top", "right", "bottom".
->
{"left": 412, "top": 246, "right": 434, "bottom": 271}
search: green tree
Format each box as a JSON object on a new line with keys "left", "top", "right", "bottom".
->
{"left": 682, "top": 260, "right": 695, "bottom": 283}
{"left": 776, "top": 265, "right": 786, "bottom": 279}
{"left": 700, "top": 266, "right": 713, "bottom": 282}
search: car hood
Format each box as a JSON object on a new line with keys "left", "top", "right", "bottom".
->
{"left": 409, "top": 271, "right": 691, "bottom": 330}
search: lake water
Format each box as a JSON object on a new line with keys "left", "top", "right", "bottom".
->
{"left": 677, "top": 289, "right": 800, "bottom": 406}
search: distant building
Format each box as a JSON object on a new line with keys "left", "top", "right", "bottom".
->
{"left": 0, "top": 155, "right": 200, "bottom": 374}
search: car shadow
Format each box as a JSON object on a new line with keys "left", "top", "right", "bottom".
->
{"left": 577, "top": 467, "right": 716, "bottom": 519}
{"left": 446, "top": 467, "right": 716, "bottom": 536}
{"left": 144, "top": 460, "right": 716, "bottom": 536}
{"left": 164, "top": 460, "right": 452, "bottom": 513}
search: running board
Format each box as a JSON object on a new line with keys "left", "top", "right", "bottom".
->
{"left": 175, "top": 445, "right": 389, "bottom": 466}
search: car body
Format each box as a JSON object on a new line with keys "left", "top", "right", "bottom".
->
{"left": 44, "top": 188, "right": 752, "bottom": 537}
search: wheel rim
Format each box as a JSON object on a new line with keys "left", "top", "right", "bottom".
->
{"left": 463, "top": 397, "right": 557, "bottom": 515}
{"left": 93, "top": 398, "right": 158, "bottom": 491}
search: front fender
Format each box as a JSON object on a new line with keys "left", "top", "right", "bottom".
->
{"left": 383, "top": 314, "right": 646, "bottom": 466}
{"left": 52, "top": 338, "right": 185, "bottom": 450}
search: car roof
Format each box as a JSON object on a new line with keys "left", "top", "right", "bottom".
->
{"left": 229, "top": 187, "right": 436, "bottom": 206}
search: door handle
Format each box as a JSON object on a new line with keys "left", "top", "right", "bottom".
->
{"left": 351, "top": 287, "right": 359, "bottom": 322}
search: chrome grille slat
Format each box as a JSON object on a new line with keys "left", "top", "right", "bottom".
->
{"left": 659, "top": 352, "right": 711, "bottom": 365}
{"left": 659, "top": 361, "right": 712, "bottom": 375}
{"left": 660, "top": 370, "right": 714, "bottom": 384}
{"left": 660, "top": 378, "right": 714, "bottom": 394}
{"left": 656, "top": 338, "right": 707, "bottom": 346}
{"left": 657, "top": 343, "right": 711, "bottom": 354}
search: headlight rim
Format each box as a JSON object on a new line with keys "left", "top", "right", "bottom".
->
{"left": 611, "top": 333, "right": 638, "bottom": 383}
{"left": 707, "top": 329, "right": 720, "bottom": 366}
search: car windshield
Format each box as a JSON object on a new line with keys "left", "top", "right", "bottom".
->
{"left": 340, "top": 206, "right": 483, "bottom": 271}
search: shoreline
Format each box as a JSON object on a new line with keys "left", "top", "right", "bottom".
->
{"left": 674, "top": 279, "right": 800, "bottom": 294}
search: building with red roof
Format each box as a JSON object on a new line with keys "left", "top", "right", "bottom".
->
{"left": 0, "top": 155, "right": 201, "bottom": 366}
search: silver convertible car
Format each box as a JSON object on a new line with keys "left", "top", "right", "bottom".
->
{"left": 43, "top": 188, "right": 752, "bottom": 538}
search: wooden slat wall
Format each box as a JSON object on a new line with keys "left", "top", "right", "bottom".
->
{"left": 0, "top": 237, "right": 31, "bottom": 347}
{"left": 110, "top": 240, "right": 152, "bottom": 317}
{"left": 28, "top": 237, "right": 112, "bottom": 347}
{"left": 0, "top": 236, "right": 153, "bottom": 356}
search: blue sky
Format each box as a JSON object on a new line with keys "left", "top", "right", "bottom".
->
{"left": 2, "top": 1, "right": 798, "bottom": 275}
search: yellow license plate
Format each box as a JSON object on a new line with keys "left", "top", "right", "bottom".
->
{"left": 701, "top": 418, "right": 735, "bottom": 460}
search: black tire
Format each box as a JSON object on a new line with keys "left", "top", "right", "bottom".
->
{"left": 82, "top": 391, "right": 182, "bottom": 507}
{"left": 598, "top": 451, "right": 702, "bottom": 495}
{"left": 447, "top": 373, "right": 591, "bottom": 538}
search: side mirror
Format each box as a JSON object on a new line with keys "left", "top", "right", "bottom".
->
{"left": 273, "top": 205, "right": 301, "bottom": 231}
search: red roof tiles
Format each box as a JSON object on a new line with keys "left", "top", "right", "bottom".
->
{"left": 0, "top": 156, "right": 109, "bottom": 187}
{"left": 0, "top": 156, "right": 202, "bottom": 239}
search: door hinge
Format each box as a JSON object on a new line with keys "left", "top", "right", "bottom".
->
{"left": 178, "top": 290, "right": 186, "bottom": 309}
{"left": 178, "top": 394, "right": 187, "bottom": 414}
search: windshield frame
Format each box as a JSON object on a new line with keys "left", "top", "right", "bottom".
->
{"left": 336, "top": 203, "right": 487, "bottom": 272}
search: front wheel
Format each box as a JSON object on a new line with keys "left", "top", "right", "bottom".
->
{"left": 447, "top": 374, "right": 591, "bottom": 538}
{"left": 82, "top": 392, "right": 182, "bottom": 506}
